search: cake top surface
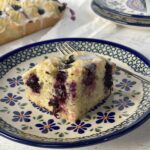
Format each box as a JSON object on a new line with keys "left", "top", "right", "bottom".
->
{"left": 41, "top": 52, "right": 107, "bottom": 69}
{"left": 0, "top": 0, "right": 66, "bottom": 30}
{"left": 22, "top": 52, "right": 108, "bottom": 79}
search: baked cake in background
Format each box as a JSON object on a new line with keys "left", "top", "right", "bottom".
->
{"left": 0, "top": 0, "right": 66, "bottom": 45}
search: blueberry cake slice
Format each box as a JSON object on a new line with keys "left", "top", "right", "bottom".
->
{"left": 22, "top": 52, "right": 115, "bottom": 121}
{"left": 0, "top": 0, "right": 66, "bottom": 45}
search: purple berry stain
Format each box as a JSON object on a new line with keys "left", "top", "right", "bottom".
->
{"left": 58, "top": 3, "right": 67, "bottom": 12}
{"left": 59, "top": 55, "right": 75, "bottom": 69}
{"left": 82, "top": 63, "right": 96, "bottom": 86}
{"left": 69, "top": 81, "right": 77, "bottom": 99}
{"left": 69, "top": 8, "right": 76, "bottom": 21}
{"left": 26, "top": 74, "right": 41, "bottom": 93}
{"left": 49, "top": 71, "right": 67, "bottom": 117}
{"left": 104, "top": 63, "right": 113, "bottom": 90}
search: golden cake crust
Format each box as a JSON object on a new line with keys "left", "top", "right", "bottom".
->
{"left": 0, "top": 0, "right": 65, "bottom": 45}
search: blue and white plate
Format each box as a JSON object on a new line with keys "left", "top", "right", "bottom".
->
{"left": 92, "top": 0, "right": 150, "bottom": 27}
{"left": 0, "top": 38, "right": 150, "bottom": 148}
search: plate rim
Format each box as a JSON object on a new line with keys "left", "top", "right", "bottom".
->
{"left": 92, "top": 0, "right": 150, "bottom": 19}
{"left": 0, "top": 38, "right": 150, "bottom": 148}
{"left": 91, "top": 1, "right": 150, "bottom": 27}
{"left": 91, "top": 2, "right": 150, "bottom": 27}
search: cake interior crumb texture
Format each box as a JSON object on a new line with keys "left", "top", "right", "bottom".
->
{"left": 22, "top": 52, "right": 115, "bottom": 121}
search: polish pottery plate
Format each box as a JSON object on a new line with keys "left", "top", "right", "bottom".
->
{"left": 0, "top": 38, "right": 150, "bottom": 148}
{"left": 91, "top": 0, "right": 150, "bottom": 27}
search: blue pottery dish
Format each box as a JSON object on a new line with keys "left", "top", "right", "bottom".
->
{"left": 91, "top": 0, "right": 150, "bottom": 27}
{"left": 0, "top": 38, "right": 150, "bottom": 148}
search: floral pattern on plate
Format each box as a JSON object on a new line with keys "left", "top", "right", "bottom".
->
{"left": 96, "top": 112, "right": 116, "bottom": 124}
{"left": 0, "top": 39, "right": 149, "bottom": 147}
{"left": 92, "top": 0, "right": 150, "bottom": 27}
{"left": 99, "top": 0, "right": 147, "bottom": 15}
{"left": 12, "top": 111, "right": 32, "bottom": 122}
{"left": 35, "top": 119, "right": 60, "bottom": 134}
{"left": 7, "top": 76, "right": 24, "bottom": 87}
{"left": 1, "top": 93, "right": 22, "bottom": 106}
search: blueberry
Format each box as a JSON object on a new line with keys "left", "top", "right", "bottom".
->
{"left": 55, "top": 84, "right": 67, "bottom": 100}
{"left": 38, "top": 8, "right": 45, "bottom": 15}
{"left": 0, "top": 11, "right": 2, "bottom": 16}
{"left": 65, "top": 55, "right": 75, "bottom": 64}
{"left": 26, "top": 74, "right": 41, "bottom": 93}
{"left": 28, "top": 20, "right": 33, "bottom": 23}
{"left": 49, "top": 98, "right": 61, "bottom": 117}
{"left": 48, "top": 70, "right": 68, "bottom": 116}
{"left": 49, "top": 99, "right": 59, "bottom": 108}
{"left": 56, "top": 71, "right": 67, "bottom": 82}
{"left": 60, "top": 55, "right": 75, "bottom": 69}
{"left": 83, "top": 64, "right": 96, "bottom": 86}
{"left": 58, "top": 3, "right": 66, "bottom": 12}
{"left": 104, "top": 63, "right": 113, "bottom": 89}
{"left": 11, "top": 5, "right": 22, "bottom": 11}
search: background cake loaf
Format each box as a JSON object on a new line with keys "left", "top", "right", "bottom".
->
{"left": 0, "top": 0, "right": 66, "bottom": 45}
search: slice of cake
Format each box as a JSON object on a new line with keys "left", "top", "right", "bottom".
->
{"left": 22, "top": 52, "right": 115, "bottom": 121}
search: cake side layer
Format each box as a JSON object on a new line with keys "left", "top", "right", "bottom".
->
{"left": 22, "top": 57, "right": 63, "bottom": 113}
{"left": 63, "top": 55, "right": 109, "bottom": 120}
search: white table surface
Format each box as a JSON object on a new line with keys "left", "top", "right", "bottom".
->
{"left": 0, "top": 0, "right": 150, "bottom": 150}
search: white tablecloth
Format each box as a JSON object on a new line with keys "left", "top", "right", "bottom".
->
{"left": 0, "top": 0, "right": 150, "bottom": 150}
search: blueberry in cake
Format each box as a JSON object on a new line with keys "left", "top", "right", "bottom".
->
{"left": 0, "top": 0, "right": 66, "bottom": 45}
{"left": 22, "top": 52, "right": 116, "bottom": 121}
